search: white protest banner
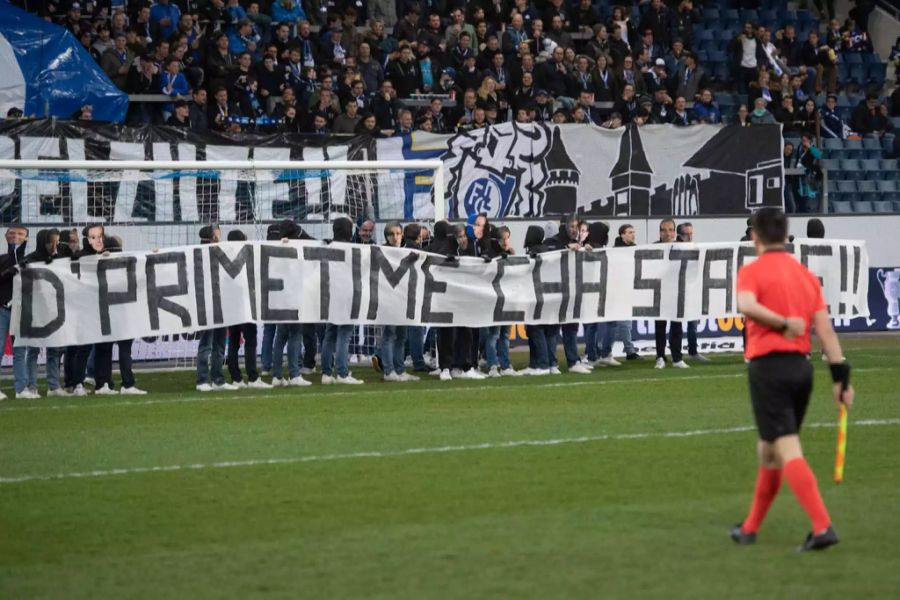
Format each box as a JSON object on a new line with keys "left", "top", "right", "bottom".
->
{"left": 12, "top": 239, "right": 868, "bottom": 347}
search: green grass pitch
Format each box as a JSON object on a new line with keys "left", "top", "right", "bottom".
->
{"left": 1, "top": 336, "right": 898, "bottom": 599}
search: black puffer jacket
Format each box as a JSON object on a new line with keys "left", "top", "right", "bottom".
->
{"left": 0, "top": 239, "right": 27, "bottom": 308}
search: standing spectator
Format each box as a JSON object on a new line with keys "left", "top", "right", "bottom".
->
{"left": 792, "top": 134, "right": 823, "bottom": 213}
{"left": 783, "top": 141, "right": 799, "bottom": 213}
{"left": 672, "top": 1, "right": 696, "bottom": 50}
{"left": 802, "top": 31, "right": 835, "bottom": 94}
{"left": 393, "top": 5, "right": 421, "bottom": 44}
{"left": 655, "top": 218, "right": 689, "bottom": 369}
{"left": 387, "top": 44, "right": 422, "bottom": 97}
{"left": 150, "top": 0, "right": 181, "bottom": 41}
{"left": 101, "top": 32, "right": 136, "bottom": 90}
{"left": 641, "top": 0, "right": 674, "bottom": 48}
{"left": 676, "top": 223, "right": 709, "bottom": 362}
{"left": 321, "top": 218, "right": 363, "bottom": 385}
{"left": 586, "top": 24, "right": 610, "bottom": 60}
{"left": 161, "top": 58, "right": 190, "bottom": 118}
{"left": 195, "top": 225, "right": 237, "bottom": 393}
{"left": 372, "top": 79, "right": 400, "bottom": 132}
{"left": 674, "top": 51, "right": 706, "bottom": 101}
{"left": 189, "top": 88, "right": 209, "bottom": 131}
{"left": 224, "top": 230, "right": 270, "bottom": 390}
{"left": 612, "top": 83, "right": 639, "bottom": 124}
{"left": 729, "top": 23, "right": 766, "bottom": 94}
{"left": 378, "top": 222, "right": 417, "bottom": 382}
{"left": 333, "top": 98, "right": 362, "bottom": 133}
{"left": 611, "top": 224, "right": 640, "bottom": 361}
{"left": 357, "top": 42, "right": 385, "bottom": 93}
{"left": 1, "top": 226, "right": 28, "bottom": 400}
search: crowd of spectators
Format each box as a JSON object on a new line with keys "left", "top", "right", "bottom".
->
{"left": 12, "top": 0, "right": 893, "bottom": 137}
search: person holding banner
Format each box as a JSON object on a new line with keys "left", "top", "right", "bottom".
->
{"left": 731, "top": 207, "right": 852, "bottom": 551}
{"left": 379, "top": 223, "right": 419, "bottom": 383}
{"left": 225, "top": 230, "right": 271, "bottom": 390}
{"left": 1, "top": 225, "right": 29, "bottom": 400}
{"left": 654, "top": 218, "right": 689, "bottom": 370}
{"left": 195, "top": 225, "right": 237, "bottom": 393}
{"left": 321, "top": 218, "right": 364, "bottom": 385}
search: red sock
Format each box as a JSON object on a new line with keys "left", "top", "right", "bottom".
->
{"left": 741, "top": 467, "right": 782, "bottom": 533}
{"left": 783, "top": 457, "right": 831, "bottom": 533}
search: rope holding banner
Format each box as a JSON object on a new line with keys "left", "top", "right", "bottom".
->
{"left": 834, "top": 404, "right": 848, "bottom": 484}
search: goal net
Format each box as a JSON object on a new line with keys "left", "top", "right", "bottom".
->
{"left": 0, "top": 158, "right": 445, "bottom": 369}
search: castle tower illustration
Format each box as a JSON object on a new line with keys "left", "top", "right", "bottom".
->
{"left": 609, "top": 123, "right": 653, "bottom": 215}
{"left": 541, "top": 126, "right": 581, "bottom": 215}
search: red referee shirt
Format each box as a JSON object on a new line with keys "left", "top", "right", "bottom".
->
{"left": 736, "top": 250, "right": 827, "bottom": 360}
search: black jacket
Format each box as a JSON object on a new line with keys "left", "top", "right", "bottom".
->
{"left": 523, "top": 225, "right": 550, "bottom": 256}
{"left": 24, "top": 229, "right": 72, "bottom": 264}
{"left": 0, "top": 241, "right": 27, "bottom": 308}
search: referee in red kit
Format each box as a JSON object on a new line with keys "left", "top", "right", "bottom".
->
{"left": 731, "top": 208, "right": 854, "bottom": 551}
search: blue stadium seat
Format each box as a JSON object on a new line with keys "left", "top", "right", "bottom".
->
{"left": 883, "top": 134, "right": 898, "bottom": 149}
{"left": 858, "top": 180, "right": 877, "bottom": 193}
{"left": 717, "top": 92, "right": 735, "bottom": 105}
{"left": 863, "top": 137, "right": 883, "bottom": 151}
{"left": 836, "top": 180, "right": 857, "bottom": 193}
{"left": 821, "top": 158, "right": 843, "bottom": 179}
{"left": 830, "top": 200, "right": 853, "bottom": 213}
{"left": 741, "top": 9, "right": 759, "bottom": 22}
{"left": 827, "top": 179, "right": 839, "bottom": 194}
{"left": 837, "top": 63, "right": 850, "bottom": 84}
{"left": 848, "top": 64, "right": 867, "bottom": 85}
{"left": 880, "top": 158, "right": 899, "bottom": 175}
{"left": 844, "top": 53, "right": 863, "bottom": 64}
{"left": 701, "top": 40, "right": 719, "bottom": 53}
{"left": 696, "top": 50, "right": 709, "bottom": 62}
{"left": 760, "top": 9, "right": 778, "bottom": 22}
{"left": 696, "top": 29, "right": 714, "bottom": 42}
{"left": 797, "top": 9, "right": 816, "bottom": 24}
{"left": 779, "top": 9, "right": 798, "bottom": 23}
{"left": 709, "top": 49, "right": 728, "bottom": 63}
{"left": 723, "top": 8, "right": 739, "bottom": 21}
{"left": 877, "top": 180, "right": 898, "bottom": 193}
{"left": 894, "top": 201, "right": 900, "bottom": 212}
{"left": 703, "top": 8, "right": 720, "bottom": 23}
{"left": 841, "top": 159, "right": 863, "bottom": 179}
{"left": 713, "top": 63, "right": 730, "bottom": 81}
{"left": 862, "top": 158, "right": 881, "bottom": 171}
{"left": 822, "top": 138, "right": 843, "bottom": 152}
{"left": 869, "top": 63, "right": 887, "bottom": 87}
{"left": 716, "top": 29, "right": 736, "bottom": 42}
{"left": 852, "top": 200, "right": 874, "bottom": 213}
{"left": 862, "top": 52, "right": 881, "bottom": 63}
{"left": 844, "top": 138, "right": 864, "bottom": 159}
{"left": 872, "top": 200, "right": 895, "bottom": 213}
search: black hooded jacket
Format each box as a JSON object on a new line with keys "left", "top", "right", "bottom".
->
{"left": 425, "top": 220, "right": 454, "bottom": 255}
{"left": 585, "top": 222, "right": 610, "bottom": 248}
{"left": 24, "top": 228, "right": 72, "bottom": 264}
{"left": 523, "top": 225, "right": 550, "bottom": 255}
{"left": 614, "top": 235, "right": 634, "bottom": 247}
{"left": 332, "top": 218, "right": 354, "bottom": 243}
{"left": 279, "top": 219, "right": 314, "bottom": 241}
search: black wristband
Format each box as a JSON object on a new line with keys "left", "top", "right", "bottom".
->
{"left": 830, "top": 362, "right": 851, "bottom": 390}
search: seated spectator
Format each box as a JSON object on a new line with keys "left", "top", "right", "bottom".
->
{"left": 748, "top": 70, "right": 779, "bottom": 108}
{"left": 575, "top": 91, "right": 601, "bottom": 125}
{"left": 208, "top": 87, "right": 241, "bottom": 132}
{"left": 749, "top": 98, "right": 777, "bottom": 125}
{"left": 372, "top": 79, "right": 400, "bottom": 132}
{"left": 735, "top": 103, "right": 751, "bottom": 127}
{"left": 850, "top": 94, "right": 894, "bottom": 136}
{"left": 650, "top": 88, "right": 674, "bottom": 124}
{"left": 670, "top": 96, "right": 694, "bottom": 126}
{"left": 795, "top": 99, "right": 819, "bottom": 137}
{"left": 819, "top": 94, "right": 845, "bottom": 139}
{"left": 774, "top": 95, "right": 800, "bottom": 133}
{"left": 842, "top": 18, "right": 873, "bottom": 53}
{"left": 229, "top": 19, "right": 260, "bottom": 58}
{"left": 693, "top": 89, "right": 721, "bottom": 124}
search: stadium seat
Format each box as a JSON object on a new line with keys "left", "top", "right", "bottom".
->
{"left": 723, "top": 8, "right": 739, "bottom": 21}
{"left": 741, "top": 9, "right": 758, "bottom": 22}
{"left": 851, "top": 200, "right": 874, "bottom": 213}
{"left": 844, "top": 139, "right": 864, "bottom": 159}
{"left": 701, "top": 40, "right": 718, "bottom": 53}
{"left": 696, "top": 29, "right": 714, "bottom": 42}
{"left": 883, "top": 135, "right": 898, "bottom": 150}
{"left": 858, "top": 181, "right": 878, "bottom": 202}
{"left": 779, "top": 9, "right": 798, "bottom": 23}
{"left": 830, "top": 200, "right": 853, "bottom": 213}
{"left": 863, "top": 137, "right": 882, "bottom": 151}
{"left": 862, "top": 158, "right": 881, "bottom": 172}
{"left": 836, "top": 180, "right": 857, "bottom": 193}
{"left": 880, "top": 159, "right": 899, "bottom": 175}
{"left": 894, "top": 201, "right": 900, "bottom": 212}
{"left": 709, "top": 49, "right": 728, "bottom": 63}
{"left": 827, "top": 179, "right": 839, "bottom": 194}
{"left": 869, "top": 63, "right": 888, "bottom": 87}
{"left": 841, "top": 159, "right": 863, "bottom": 180}
{"left": 821, "top": 158, "right": 843, "bottom": 179}
{"left": 877, "top": 180, "right": 898, "bottom": 193}
{"left": 713, "top": 63, "right": 730, "bottom": 81}
{"left": 844, "top": 53, "right": 864, "bottom": 65}
{"left": 873, "top": 200, "right": 895, "bottom": 213}
{"left": 822, "top": 138, "right": 843, "bottom": 152}
{"left": 862, "top": 52, "right": 881, "bottom": 63}
{"left": 703, "top": 8, "right": 720, "bottom": 23}
{"left": 760, "top": 9, "right": 778, "bottom": 22}
{"left": 848, "top": 65, "right": 867, "bottom": 86}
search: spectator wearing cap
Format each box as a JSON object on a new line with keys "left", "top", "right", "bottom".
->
{"left": 5, "top": 107, "right": 24, "bottom": 120}
{"left": 693, "top": 89, "right": 721, "bottom": 124}
{"left": 167, "top": 99, "right": 192, "bottom": 127}
{"left": 818, "top": 95, "right": 845, "bottom": 139}
{"left": 674, "top": 51, "right": 707, "bottom": 102}
{"left": 101, "top": 32, "right": 135, "bottom": 90}
{"left": 646, "top": 57, "right": 669, "bottom": 94}
{"left": 319, "top": 25, "right": 348, "bottom": 69}
{"left": 127, "top": 54, "right": 162, "bottom": 124}
{"left": 150, "top": 0, "right": 181, "bottom": 41}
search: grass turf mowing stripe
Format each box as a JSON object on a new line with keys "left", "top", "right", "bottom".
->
{"left": 2, "top": 418, "right": 896, "bottom": 485}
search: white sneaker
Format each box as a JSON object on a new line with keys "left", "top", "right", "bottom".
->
{"left": 72, "top": 384, "right": 88, "bottom": 396}
{"left": 404, "top": 357, "right": 413, "bottom": 367}
{"left": 321, "top": 374, "right": 336, "bottom": 385}
{"left": 518, "top": 367, "right": 534, "bottom": 376}
{"left": 399, "top": 372, "right": 420, "bottom": 382}
{"left": 270, "top": 377, "right": 287, "bottom": 388}
{"left": 213, "top": 382, "right": 239, "bottom": 391}
{"left": 466, "top": 368, "right": 487, "bottom": 380}
{"left": 568, "top": 362, "right": 592, "bottom": 374}
{"left": 300, "top": 367, "right": 315, "bottom": 375}
{"left": 232, "top": 381, "right": 248, "bottom": 389}
{"left": 688, "top": 353, "right": 711, "bottom": 362}
{"left": 672, "top": 360, "right": 690, "bottom": 369}
{"left": 83, "top": 377, "right": 95, "bottom": 387}
{"left": 349, "top": 354, "right": 359, "bottom": 365}
{"left": 450, "top": 368, "right": 464, "bottom": 378}
{"left": 16, "top": 389, "right": 40, "bottom": 400}
{"left": 196, "top": 383, "right": 214, "bottom": 392}
{"left": 47, "top": 388, "right": 71, "bottom": 397}
{"left": 487, "top": 366, "right": 501, "bottom": 378}
{"left": 549, "top": 366, "right": 562, "bottom": 375}
{"left": 261, "top": 370, "right": 271, "bottom": 377}
{"left": 654, "top": 358, "right": 666, "bottom": 369}
{"left": 530, "top": 368, "right": 550, "bottom": 376}
{"left": 0, "top": 390, "right": 6, "bottom": 400}
{"left": 94, "top": 384, "right": 117, "bottom": 395}
{"left": 596, "top": 356, "right": 622, "bottom": 367}
{"left": 336, "top": 374, "right": 364, "bottom": 385}
{"left": 247, "top": 379, "right": 272, "bottom": 389}
{"left": 478, "top": 358, "right": 487, "bottom": 369}
{"left": 500, "top": 368, "right": 522, "bottom": 377}
{"left": 383, "top": 372, "right": 402, "bottom": 382}
{"left": 288, "top": 375, "right": 313, "bottom": 387}
{"left": 429, "top": 368, "right": 442, "bottom": 376}
{"left": 120, "top": 386, "right": 147, "bottom": 395}
{"left": 439, "top": 369, "right": 452, "bottom": 381}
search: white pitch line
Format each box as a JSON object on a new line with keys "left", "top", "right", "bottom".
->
{"left": 1, "top": 418, "right": 897, "bottom": 485}
{"left": 0, "top": 372, "right": 746, "bottom": 413}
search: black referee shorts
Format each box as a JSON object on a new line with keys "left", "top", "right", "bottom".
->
{"left": 747, "top": 352, "right": 814, "bottom": 442}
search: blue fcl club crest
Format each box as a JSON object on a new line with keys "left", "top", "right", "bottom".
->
{"left": 463, "top": 174, "right": 516, "bottom": 218}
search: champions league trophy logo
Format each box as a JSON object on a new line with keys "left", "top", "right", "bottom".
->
{"left": 876, "top": 268, "right": 900, "bottom": 329}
